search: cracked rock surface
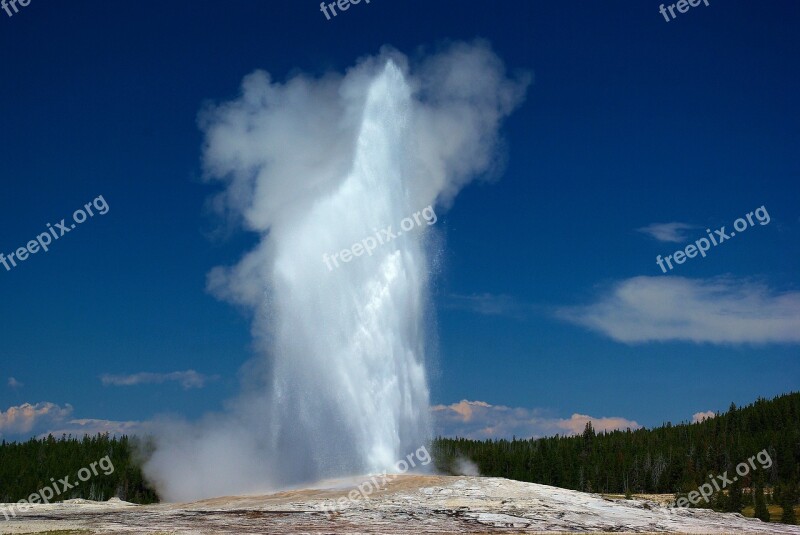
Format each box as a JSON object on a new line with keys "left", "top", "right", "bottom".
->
{"left": 2, "top": 475, "right": 799, "bottom": 534}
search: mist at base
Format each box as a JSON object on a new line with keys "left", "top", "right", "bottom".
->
{"left": 142, "top": 42, "right": 529, "bottom": 502}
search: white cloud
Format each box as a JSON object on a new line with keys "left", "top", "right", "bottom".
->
{"left": 7, "top": 377, "right": 23, "bottom": 389}
{"left": 0, "top": 402, "right": 143, "bottom": 439}
{"left": 558, "top": 276, "right": 800, "bottom": 344}
{"left": 100, "top": 370, "right": 215, "bottom": 389}
{"left": 431, "top": 400, "right": 640, "bottom": 439}
{"left": 637, "top": 222, "right": 699, "bottom": 243}
{"left": 692, "top": 411, "right": 716, "bottom": 423}
{"left": 41, "top": 419, "right": 142, "bottom": 438}
{"left": 0, "top": 402, "right": 73, "bottom": 437}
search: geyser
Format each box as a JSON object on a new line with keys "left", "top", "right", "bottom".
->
{"left": 265, "top": 60, "right": 432, "bottom": 482}
{"left": 143, "top": 41, "right": 529, "bottom": 501}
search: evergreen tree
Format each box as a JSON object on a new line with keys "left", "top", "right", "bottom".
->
{"left": 726, "top": 477, "right": 743, "bottom": 513}
{"left": 780, "top": 481, "right": 797, "bottom": 525}
{"left": 754, "top": 474, "right": 770, "bottom": 522}
{"left": 433, "top": 391, "right": 800, "bottom": 524}
{"left": 711, "top": 485, "right": 727, "bottom": 511}
{"left": 0, "top": 434, "right": 158, "bottom": 504}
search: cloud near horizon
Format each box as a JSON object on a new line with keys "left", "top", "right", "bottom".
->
{"left": 558, "top": 276, "right": 800, "bottom": 344}
{"left": 0, "top": 402, "right": 142, "bottom": 439}
{"left": 100, "top": 370, "right": 215, "bottom": 390}
{"left": 432, "top": 399, "right": 640, "bottom": 439}
{"left": 637, "top": 222, "right": 699, "bottom": 243}
{"left": 41, "top": 419, "right": 143, "bottom": 438}
{"left": 0, "top": 402, "right": 74, "bottom": 437}
{"left": 0, "top": 400, "right": 718, "bottom": 441}
{"left": 692, "top": 411, "right": 717, "bottom": 423}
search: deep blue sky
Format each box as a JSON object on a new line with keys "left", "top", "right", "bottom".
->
{"left": 1, "top": 1, "right": 798, "bottom": 440}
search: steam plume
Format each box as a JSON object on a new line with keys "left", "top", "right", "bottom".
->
{"left": 143, "top": 41, "right": 528, "bottom": 501}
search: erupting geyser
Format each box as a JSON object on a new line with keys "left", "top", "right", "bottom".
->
{"left": 143, "top": 42, "right": 529, "bottom": 501}
{"left": 264, "top": 62, "right": 432, "bottom": 482}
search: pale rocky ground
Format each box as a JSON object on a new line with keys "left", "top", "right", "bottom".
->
{"left": 2, "top": 475, "right": 799, "bottom": 534}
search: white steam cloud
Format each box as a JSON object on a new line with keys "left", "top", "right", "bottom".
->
{"left": 454, "top": 456, "right": 481, "bottom": 476}
{"left": 143, "top": 41, "right": 529, "bottom": 502}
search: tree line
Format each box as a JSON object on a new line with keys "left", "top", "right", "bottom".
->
{"left": 432, "top": 391, "right": 800, "bottom": 524}
{"left": 1, "top": 392, "right": 797, "bottom": 525}
{"left": 0, "top": 433, "right": 158, "bottom": 504}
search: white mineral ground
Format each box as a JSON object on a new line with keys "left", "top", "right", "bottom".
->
{"left": 2, "top": 475, "right": 799, "bottom": 534}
